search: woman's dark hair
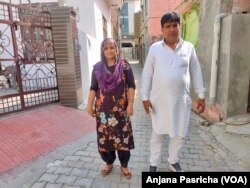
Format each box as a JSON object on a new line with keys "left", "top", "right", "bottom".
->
{"left": 161, "top": 11, "right": 180, "bottom": 28}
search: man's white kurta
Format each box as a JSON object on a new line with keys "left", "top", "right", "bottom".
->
{"left": 141, "top": 39, "right": 205, "bottom": 137}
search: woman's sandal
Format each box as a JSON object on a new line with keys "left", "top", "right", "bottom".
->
{"left": 120, "top": 167, "right": 132, "bottom": 179}
{"left": 101, "top": 164, "right": 113, "bottom": 176}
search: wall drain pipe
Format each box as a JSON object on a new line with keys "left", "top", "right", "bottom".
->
{"left": 209, "top": 13, "right": 227, "bottom": 105}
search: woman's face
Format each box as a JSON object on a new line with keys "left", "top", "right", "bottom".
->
{"left": 102, "top": 42, "right": 117, "bottom": 60}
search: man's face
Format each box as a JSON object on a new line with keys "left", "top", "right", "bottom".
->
{"left": 161, "top": 21, "right": 180, "bottom": 41}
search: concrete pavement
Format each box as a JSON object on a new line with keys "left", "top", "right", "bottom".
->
{"left": 198, "top": 114, "right": 250, "bottom": 171}
{"left": 0, "top": 62, "right": 249, "bottom": 188}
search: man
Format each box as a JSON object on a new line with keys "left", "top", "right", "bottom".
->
{"left": 141, "top": 11, "right": 205, "bottom": 172}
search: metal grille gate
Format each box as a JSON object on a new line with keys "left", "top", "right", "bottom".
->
{"left": 0, "top": 2, "right": 59, "bottom": 116}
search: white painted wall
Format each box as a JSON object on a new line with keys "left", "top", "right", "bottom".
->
{"left": 78, "top": 31, "right": 89, "bottom": 109}
{"left": 134, "top": 0, "right": 140, "bottom": 12}
{"left": 94, "top": 0, "right": 111, "bottom": 37}
{"left": 65, "top": 0, "right": 111, "bottom": 39}
{"left": 94, "top": 3, "right": 104, "bottom": 42}
{"left": 66, "top": 0, "right": 96, "bottom": 37}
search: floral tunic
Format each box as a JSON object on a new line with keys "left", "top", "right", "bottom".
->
{"left": 90, "top": 60, "right": 135, "bottom": 152}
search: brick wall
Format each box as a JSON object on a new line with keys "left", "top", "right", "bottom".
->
{"left": 51, "top": 7, "right": 82, "bottom": 108}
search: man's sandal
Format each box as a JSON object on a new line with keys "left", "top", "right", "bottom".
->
{"left": 101, "top": 164, "right": 113, "bottom": 176}
{"left": 120, "top": 167, "right": 132, "bottom": 179}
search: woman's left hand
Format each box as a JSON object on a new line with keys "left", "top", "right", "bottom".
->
{"left": 126, "top": 103, "right": 133, "bottom": 117}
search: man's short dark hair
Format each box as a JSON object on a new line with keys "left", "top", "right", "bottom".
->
{"left": 161, "top": 11, "right": 180, "bottom": 28}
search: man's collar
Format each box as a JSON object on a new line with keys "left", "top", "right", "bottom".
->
{"left": 161, "top": 37, "right": 183, "bottom": 49}
{"left": 161, "top": 37, "right": 183, "bottom": 45}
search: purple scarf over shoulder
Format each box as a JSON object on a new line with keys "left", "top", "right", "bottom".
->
{"left": 94, "top": 59, "right": 123, "bottom": 93}
{"left": 94, "top": 39, "right": 123, "bottom": 93}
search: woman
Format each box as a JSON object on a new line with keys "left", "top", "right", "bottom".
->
{"left": 87, "top": 38, "right": 135, "bottom": 178}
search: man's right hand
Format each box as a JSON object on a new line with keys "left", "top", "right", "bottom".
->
{"left": 143, "top": 100, "right": 153, "bottom": 114}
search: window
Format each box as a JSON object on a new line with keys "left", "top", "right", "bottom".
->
{"left": 120, "top": 3, "right": 129, "bottom": 34}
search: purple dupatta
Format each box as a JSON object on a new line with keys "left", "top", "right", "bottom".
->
{"left": 94, "top": 59, "right": 123, "bottom": 93}
{"left": 94, "top": 38, "right": 123, "bottom": 93}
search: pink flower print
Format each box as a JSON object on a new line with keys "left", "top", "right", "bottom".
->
{"left": 99, "top": 137, "right": 105, "bottom": 144}
{"left": 123, "top": 125, "right": 128, "bottom": 131}
{"left": 114, "top": 137, "right": 121, "bottom": 143}
{"left": 108, "top": 117, "right": 118, "bottom": 127}
{"left": 124, "top": 137, "right": 129, "bottom": 144}
{"left": 98, "top": 124, "right": 106, "bottom": 132}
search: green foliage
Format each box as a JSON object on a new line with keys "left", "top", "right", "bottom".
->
{"left": 191, "top": 1, "right": 200, "bottom": 11}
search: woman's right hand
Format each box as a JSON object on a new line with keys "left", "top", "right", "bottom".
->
{"left": 142, "top": 100, "right": 153, "bottom": 114}
{"left": 87, "top": 106, "right": 95, "bottom": 117}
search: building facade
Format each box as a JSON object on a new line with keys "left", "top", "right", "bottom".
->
{"left": 119, "top": 0, "right": 140, "bottom": 60}
{"left": 198, "top": 0, "right": 250, "bottom": 118}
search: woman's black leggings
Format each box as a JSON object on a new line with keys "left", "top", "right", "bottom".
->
{"left": 99, "top": 150, "right": 131, "bottom": 168}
